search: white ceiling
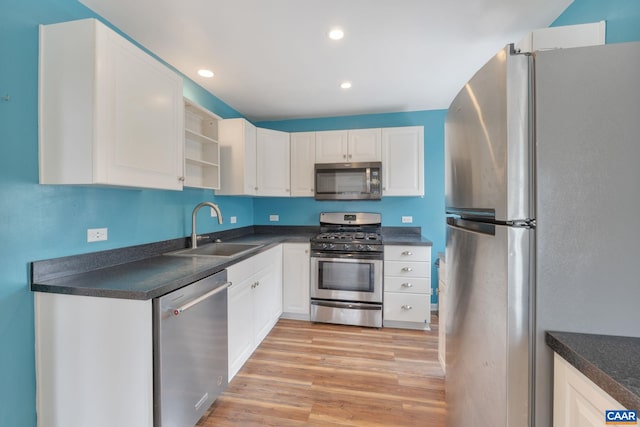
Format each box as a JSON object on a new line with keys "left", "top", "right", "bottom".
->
{"left": 79, "top": 0, "right": 573, "bottom": 122}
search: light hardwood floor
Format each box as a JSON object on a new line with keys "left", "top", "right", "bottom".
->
{"left": 198, "top": 316, "right": 445, "bottom": 426}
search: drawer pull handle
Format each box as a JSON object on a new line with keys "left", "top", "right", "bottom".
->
{"left": 401, "top": 305, "right": 413, "bottom": 310}
{"left": 402, "top": 251, "right": 413, "bottom": 256}
{"left": 401, "top": 282, "right": 413, "bottom": 288}
{"left": 402, "top": 267, "right": 413, "bottom": 272}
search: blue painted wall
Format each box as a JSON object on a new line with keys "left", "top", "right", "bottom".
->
{"left": 1, "top": 1, "right": 249, "bottom": 425}
{"left": 255, "top": 111, "right": 447, "bottom": 303}
{"left": 3, "top": 0, "right": 640, "bottom": 425}
{"left": 551, "top": 0, "right": 640, "bottom": 42}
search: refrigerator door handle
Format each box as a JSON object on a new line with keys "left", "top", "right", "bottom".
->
{"left": 447, "top": 217, "right": 496, "bottom": 236}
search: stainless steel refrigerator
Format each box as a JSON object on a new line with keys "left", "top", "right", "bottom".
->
{"left": 444, "top": 42, "right": 640, "bottom": 427}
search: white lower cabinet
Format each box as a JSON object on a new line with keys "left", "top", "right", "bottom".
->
{"left": 553, "top": 353, "right": 625, "bottom": 427}
{"left": 437, "top": 256, "right": 446, "bottom": 373}
{"left": 227, "top": 245, "right": 283, "bottom": 380}
{"left": 34, "top": 293, "right": 153, "bottom": 427}
{"left": 282, "top": 243, "right": 310, "bottom": 320}
{"left": 383, "top": 244, "right": 432, "bottom": 330}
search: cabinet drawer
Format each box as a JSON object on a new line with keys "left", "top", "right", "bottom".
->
{"left": 384, "top": 260, "right": 430, "bottom": 278}
{"left": 384, "top": 245, "right": 431, "bottom": 262}
{"left": 384, "top": 293, "right": 430, "bottom": 323}
{"left": 384, "top": 277, "right": 431, "bottom": 294}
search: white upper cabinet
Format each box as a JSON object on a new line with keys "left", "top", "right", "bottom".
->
{"left": 516, "top": 21, "right": 605, "bottom": 53}
{"left": 290, "top": 132, "right": 316, "bottom": 197}
{"left": 217, "top": 118, "right": 257, "bottom": 195}
{"left": 315, "top": 129, "right": 381, "bottom": 163}
{"left": 256, "top": 128, "right": 290, "bottom": 196}
{"left": 315, "top": 130, "right": 349, "bottom": 163}
{"left": 183, "top": 99, "right": 221, "bottom": 190}
{"left": 39, "top": 19, "right": 184, "bottom": 190}
{"left": 382, "top": 126, "right": 424, "bottom": 196}
{"left": 348, "top": 128, "right": 382, "bottom": 162}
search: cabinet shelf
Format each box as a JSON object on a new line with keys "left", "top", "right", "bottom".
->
{"left": 186, "top": 157, "right": 218, "bottom": 167}
{"left": 185, "top": 129, "right": 218, "bottom": 145}
{"left": 183, "top": 98, "right": 221, "bottom": 190}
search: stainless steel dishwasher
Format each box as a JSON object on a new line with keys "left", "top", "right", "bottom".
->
{"left": 153, "top": 269, "right": 229, "bottom": 427}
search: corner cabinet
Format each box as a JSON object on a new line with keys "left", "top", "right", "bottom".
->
{"left": 256, "top": 128, "right": 290, "bottom": 196}
{"left": 217, "top": 118, "right": 257, "bottom": 195}
{"left": 382, "top": 126, "right": 424, "bottom": 196}
{"left": 183, "top": 99, "right": 221, "bottom": 189}
{"left": 39, "top": 18, "right": 184, "bottom": 190}
{"left": 227, "top": 246, "right": 283, "bottom": 380}
{"left": 290, "top": 132, "right": 316, "bottom": 197}
{"left": 383, "top": 245, "right": 432, "bottom": 330}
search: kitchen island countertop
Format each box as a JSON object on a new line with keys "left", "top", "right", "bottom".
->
{"left": 546, "top": 331, "right": 640, "bottom": 411}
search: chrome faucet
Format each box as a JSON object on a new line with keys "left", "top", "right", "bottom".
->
{"left": 191, "top": 202, "right": 223, "bottom": 249}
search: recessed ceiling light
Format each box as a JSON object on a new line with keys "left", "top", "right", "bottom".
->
{"left": 329, "top": 28, "right": 344, "bottom": 40}
{"left": 198, "top": 69, "right": 214, "bottom": 78}
{"left": 340, "top": 81, "right": 352, "bottom": 89}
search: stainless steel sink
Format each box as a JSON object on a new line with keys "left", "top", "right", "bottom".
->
{"left": 166, "top": 242, "right": 260, "bottom": 258}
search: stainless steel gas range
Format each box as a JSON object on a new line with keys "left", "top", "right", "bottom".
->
{"left": 309, "top": 212, "right": 383, "bottom": 328}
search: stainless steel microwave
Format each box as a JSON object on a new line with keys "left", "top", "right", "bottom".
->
{"left": 314, "top": 162, "right": 382, "bottom": 200}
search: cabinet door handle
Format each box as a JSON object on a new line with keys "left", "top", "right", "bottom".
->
{"left": 401, "top": 305, "right": 413, "bottom": 310}
{"left": 254, "top": 187, "right": 258, "bottom": 191}
{"left": 178, "top": 176, "right": 185, "bottom": 182}
{"left": 402, "top": 251, "right": 413, "bottom": 256}
{"left": 348, "top": 154, "right": 352, "bottom": 159}
{"left": 343, "top": 154, "right": 347, "bottom": 159}
{"left": 402, "top": 267, "right": 413, "bottom": 272}
{"left": 401, "top": 282, "right": 413, "bottom": 288}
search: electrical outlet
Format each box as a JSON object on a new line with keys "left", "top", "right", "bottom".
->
{"left": 210, "top": 208, "right": 218, "bottom": 218}
{"left": 401, "top": 216, "right": 413, "bottom": 224}
{"left": 87, "top": 228, "right": 108, "bottom": 242}
{"left": 269, "top": 214, "right": 279, "bottom": 222}
{"left": 230, "top": 216, "right": 237, "bottom": 224}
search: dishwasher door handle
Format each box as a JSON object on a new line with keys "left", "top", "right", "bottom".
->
{"left": 172, "top": 282, "right": 230, "bottom": 316}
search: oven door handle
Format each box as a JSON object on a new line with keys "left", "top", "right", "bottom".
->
{"left": 310, "top": 300, "right": 382, "bottom": 311}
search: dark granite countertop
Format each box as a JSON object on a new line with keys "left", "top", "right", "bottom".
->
{"left": 381, "top": 227, "right": 432, "bottom": 246}
{"left": 546, "top": 331, "right": 640, "bottom": 410}
{"left": 31, "top": 225, "right": 433, "bottom": 301}
{"left": 31, "top": 226, "right": 317, "bottom": 300}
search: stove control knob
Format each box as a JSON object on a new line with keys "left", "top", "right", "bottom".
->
{"left": 321, "top": 243, "right": 329, "bottom": 250}
{"left": 329, "top": 243, "right": 336, "bottom": 250}
{"left": 343, "top": 244, "right": 351, "bottom": 251}
{"left": 367, "top": 245, "right": 376, "bottom": 251}
{"left": 357, "top": 244, "right": 366, "bottom": 251}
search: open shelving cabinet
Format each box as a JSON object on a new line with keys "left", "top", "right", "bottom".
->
{"left": 184, "top": 99, "right": 221, "bottom": 189}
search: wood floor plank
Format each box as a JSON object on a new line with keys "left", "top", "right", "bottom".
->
{"left": 197, "top": 315, "right": 445, "bottom": 426}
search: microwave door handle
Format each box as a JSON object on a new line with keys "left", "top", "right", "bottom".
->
{"left": 366, "top": 168, "right": 371, "bottom": 193}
